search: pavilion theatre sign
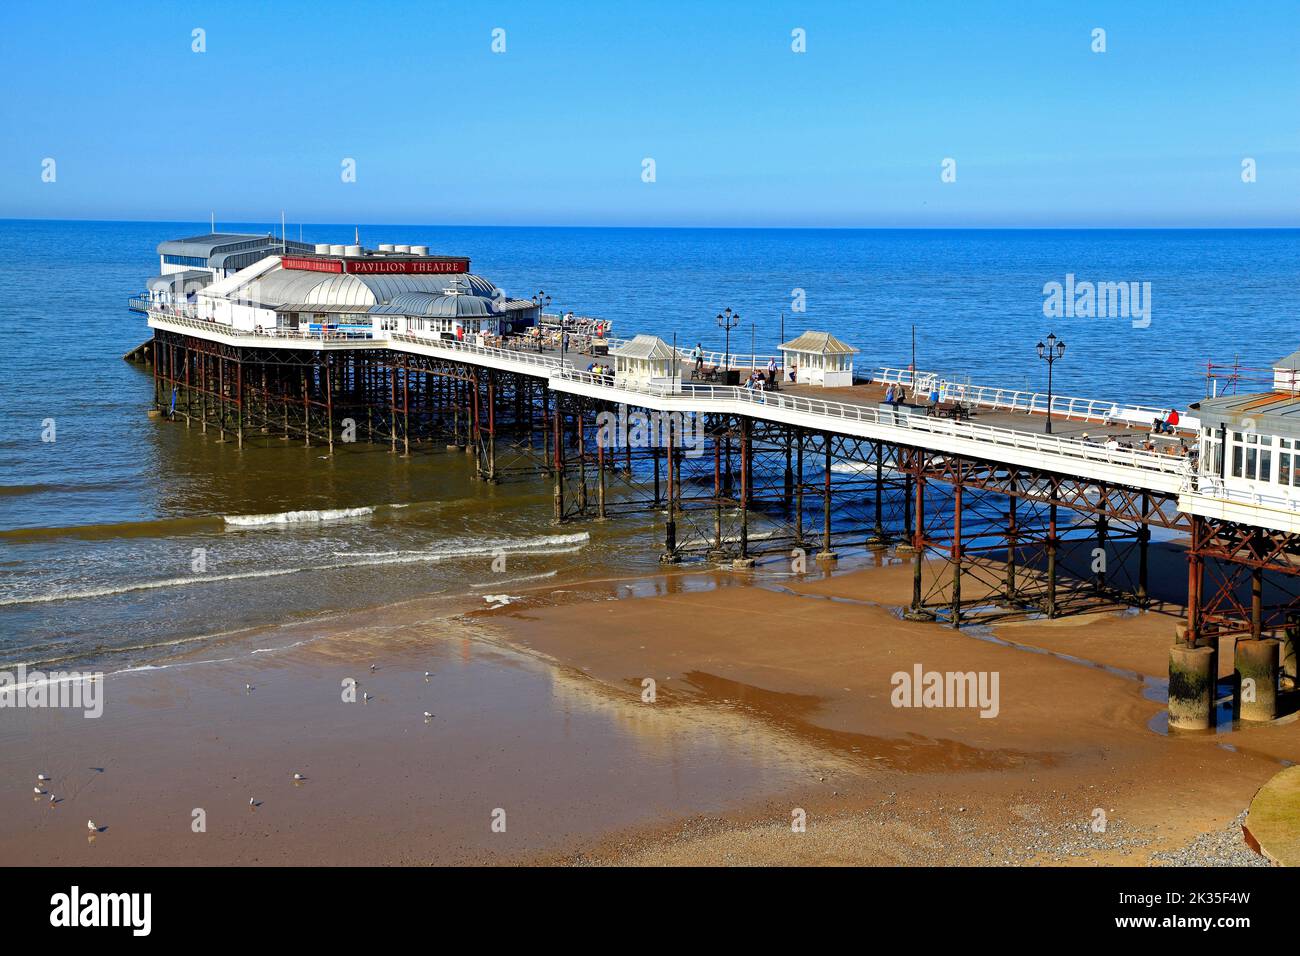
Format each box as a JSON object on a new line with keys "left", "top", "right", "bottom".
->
{"left": 281, "top": 256, "right": 470, "bottom": 275}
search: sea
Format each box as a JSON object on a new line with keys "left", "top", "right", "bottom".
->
{"left": 2, "top": 220, "right": 1297, "bottom": 671}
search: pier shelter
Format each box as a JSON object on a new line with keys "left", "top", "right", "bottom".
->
{"left": 779, "top": 331, "right": 858, "bottom": 388}
{"left": 611, "top": 335, "right": 679, "bottom": 390}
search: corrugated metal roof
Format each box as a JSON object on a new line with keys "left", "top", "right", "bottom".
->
{"left": 1193, "top": 391, "right": 1300, "bottom": 440}
{"left": 370, "top": 292, "right": 500, "bottom": 317}
{"left": 612, "top": 334, "right": 676, "bottom": 361}
{"left": 147, "top": 270, "right": 212, "bottom": 292}
{"left": 157, "top": 233, "right": 313, "bottom": 259}
{"left": 779, "top": 331, "right": 858, "bottom": 355}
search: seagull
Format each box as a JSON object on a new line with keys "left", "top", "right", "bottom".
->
{"left": 245, "top": 683, "right": 254, "bottom": 693}
{"left": 36, "top": 773, "right": 49, "bottom": 782}
{"left": 87, "top": 820, "right": 97, "bottom": 831}
{"left": 33, "top": 787, "right": 45, "bottom": 795}
{"left": 292, "top": 773, "right": 305, "bottom": 781}
{"left": 362, "top": 692, "right": 373, "bottom": 702}
{"left": 424, "top": 672, "right": 432, "bottom": 679}
{"left": 423, "top": 711, "right": 433, "bottom": 720}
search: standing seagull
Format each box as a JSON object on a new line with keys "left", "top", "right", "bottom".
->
{"left": 86, "top": 820, "right": 97, "bottom": 832}
{"left": 36, "top": 773, "right": 49, "bottom": 782}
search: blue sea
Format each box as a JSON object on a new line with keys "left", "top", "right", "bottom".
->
{"left": 1, "top": 219, "right": 1296, "bottom": 669}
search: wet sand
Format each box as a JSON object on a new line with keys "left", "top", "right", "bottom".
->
{"left": 1, "top": 553, "right": 1294, "bottom": 866}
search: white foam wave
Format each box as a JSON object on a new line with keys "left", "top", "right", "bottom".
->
{"left": 223, "top": 507, "right": 375, "bottom": 527}
{"left": 0, "top": 534, "right": 589, "bottom": 607}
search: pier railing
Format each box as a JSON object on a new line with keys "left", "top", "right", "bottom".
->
{"left": 148, "top": 312, "right": 375, "bottom": 341}
{"left": 144, "top": 307, "right": 1192, "bottom": 485}
{"left": 553, "top": 368, "right": 1193, "bottom": 482}
{"left": 874, "top": 366, "right": 1185, "bottom": 428}
{"left": 1184, "top": 474, "right": 1300, "bottom": 512}
{"left": 391, "top": 330, "right": 566, "bottom": 371}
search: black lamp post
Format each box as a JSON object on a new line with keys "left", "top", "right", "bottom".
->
{"left": 1036, "top": 332, "right": 1066, "bottom": 434}
{"left": 530, "top": 291, "right": 550, "bottom": 353}
{"left": 717, "top": 307, "right": 740, "bottom": 381}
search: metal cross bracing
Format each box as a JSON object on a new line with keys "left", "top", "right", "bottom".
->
{"left": 1186, "top": 515, "right": 1300, "bottom": 657}
{"left": 901, "top": 451, "right": 1188, "bottom": 626}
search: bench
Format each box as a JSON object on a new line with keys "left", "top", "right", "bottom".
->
{"left": 928, "top": 400, "right": 971, "bottom": 421}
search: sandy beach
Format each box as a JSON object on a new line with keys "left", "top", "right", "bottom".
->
{"left": 1, "top": 550, "right": 1291, "bottom": 867}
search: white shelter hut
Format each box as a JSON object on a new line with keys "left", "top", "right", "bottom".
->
{"left": 779, "top": 331, "right": 858, "bottom": 388}
{"left": 611, "top": 335, "right": 679, "bottom": 390}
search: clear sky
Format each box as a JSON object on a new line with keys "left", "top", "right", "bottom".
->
{"left": 1, "top": 0, "right": 1297, "bottom": 227}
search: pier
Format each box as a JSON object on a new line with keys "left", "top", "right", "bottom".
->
{"left": 130, "top": 246, "right": 1300, "bottom": 732}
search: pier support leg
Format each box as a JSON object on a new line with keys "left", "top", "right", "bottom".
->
{"left": 1136, "top": 492, "right": 1150, "bottom": 606}
{"left": 816, "top": 437, "right": 836, "bottom": 564}
{"left": 867, "top": 440, "right": 886, "bottom": 549}
{"left": 710, "top": 434, "right": 724, "bottom": 560}
{"left": 794, "top": 431, "right": 805, "bottom": 549}
{"left": 783, "top": 432, "right": 794, "bottom": 515}
{"left": 402, "top": 359, "right": 411, "bottom": 458}
{"left": 734, "top": 418, "right": 752, "bottom": 568}
{"left": 1045, "top": 501, "right": 1058, "bottom": 619}
{"left": 597, "top": 435, "right": 607, "bottom": 520}
{"left": 1095, "top": 507, "right": 1109, "bottom": 596}
{"left": 663, "top": 418, "right": 678, "bottom": 563}
{"left": 905, "top": 462, "right": 929, "bottom": 620}
{"left": 951, "top": 480, "right": 963, "bottom": 627}
{"left": 1236, "top": 638, "right": 1280, "bottom": 721}
{"left": 1005, "top": 494, "right": 1017, "bottom": 603}
{"left": 1168, "top": 643, "right": 1216, "bottom": 731}
{"left": 552, "top": 393, "right": 564, "bottom": 523}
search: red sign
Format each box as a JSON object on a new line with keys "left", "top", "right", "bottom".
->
{"left": 346, "top": 258, "right": 469, "bottom": 275}
{"left": 281, "top": 256, "right": 343, "bottom": 273}
{"left": 280, "top": 255, "right": 470, "bottom": 275}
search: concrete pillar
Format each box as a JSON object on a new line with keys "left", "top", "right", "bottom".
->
{"left": 1168, "top": 642, "right": 1216, "bottom": 731}
{"left": 1236, "top": 638, "right": 1280, "bottom": 722}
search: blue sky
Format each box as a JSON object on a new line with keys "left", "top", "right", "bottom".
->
{"left": 1, "top": 0, "right": 1297, "bottom": 227}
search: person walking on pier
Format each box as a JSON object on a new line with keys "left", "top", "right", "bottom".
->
{"left": 767, "top": 356, "right": 777, "bottom": 388}
{"left": 691, "top": 343, "right": 704, "bottom": 376}
{"left": 885, "top": 383, "right": 895, "bottom": 404}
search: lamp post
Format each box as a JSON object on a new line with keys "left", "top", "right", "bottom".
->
{"left": 717, "top": 307, "right": 740, "bottom": 382}
{"left": 1036, "top": 332, "right": 1066, "bottom": 434}
{"left": 531, "top": 291, "right": 550, "bottom": 353}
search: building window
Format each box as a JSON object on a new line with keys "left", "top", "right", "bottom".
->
{"left": 163, "top": 254, "right": 208, "bottom": 268}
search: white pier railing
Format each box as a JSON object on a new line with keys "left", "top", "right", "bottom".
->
{"left": 144, "top": 308, "right": 1192, "bottom": 492}
{"left": 552, "top": 368, "right": 1193, "bottom": 484}
{"left": 873, "top": 366, "right": 1189, "bottom": 429}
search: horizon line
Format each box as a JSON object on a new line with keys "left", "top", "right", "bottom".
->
{"left": 3, "top": 215, "right": 1299, "bottom": 232}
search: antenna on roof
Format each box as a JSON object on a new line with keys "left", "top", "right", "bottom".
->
{"left": 355, "top": 226, "right": 360, "bottom": 246}
{"left": 281, "top": 211, "right": 286, "bottom": 254}
{"left": 210, "top": 211, "right": 215, "bottom": 234}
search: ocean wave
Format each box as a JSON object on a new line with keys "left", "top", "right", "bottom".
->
{"left": 0, "top": 533, "right": 590, "bottom": 607}
{"left": 333, "top": 533, "right": 589, "bottom": 560}
{"left": 223, "top": 506, "right": 375, "bottom": 527}
{"left": 0, "top": 514, "right": 221, "bottom": 542}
